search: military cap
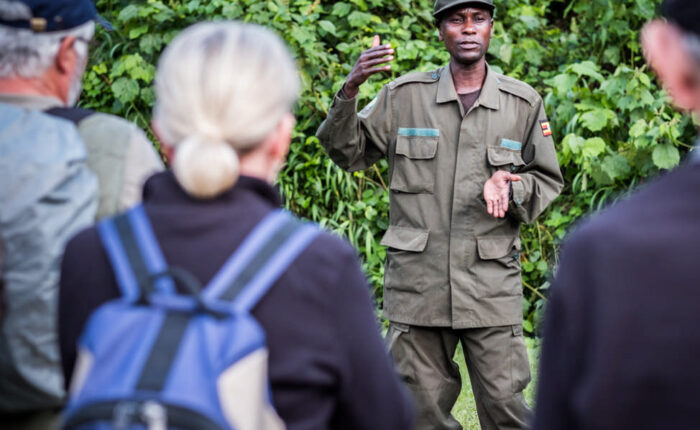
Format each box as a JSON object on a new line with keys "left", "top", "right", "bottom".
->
{"left": 661, "top": 0, "right": 700, "bottom": 38}
{"left": 0, "top": 0, "right": 99, "bottom": 32}
{"left": 434, "top": 0, "right": 495, "bottom": 17}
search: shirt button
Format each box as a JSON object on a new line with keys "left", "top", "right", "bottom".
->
{"left": 432, "top": 72, "right": 439, "bottom": 80}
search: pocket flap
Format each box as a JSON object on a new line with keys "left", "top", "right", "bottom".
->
{"left": 396, "top": 135, "right": 438, "bottom": 159}
{"left": 487, "top": 146, "right": 525, "bottom": 167}
{"left": 476, "top": 236, "right": 521, "bottom": 260}
{"left": 380, "top": 226, "right": 429, "bottom": 252}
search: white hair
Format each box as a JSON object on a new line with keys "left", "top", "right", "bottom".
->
{"left": 0, "top": 18, "right": 95, "bottom": 79}
{"left": 154, "top": 21, "right": 300, "bottom": 199}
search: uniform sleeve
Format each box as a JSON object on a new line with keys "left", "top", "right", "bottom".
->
{"left": 329, "top": 247, "right": 415, "bottom": 430}
{"left": 509, "top": 98, "right": 564, "bottom": 223}
{"left": 315, "top": 86, "right": 394, "bottom": 172}
{"left": 531, "top": 232, "right": 591, "bottom": 430}
{"left": 120, "top": 127, "right": 164, "bottom": 212}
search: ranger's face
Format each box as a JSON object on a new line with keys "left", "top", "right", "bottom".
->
{"left": 439, "top": 7, "right": 494, "bottom": 66}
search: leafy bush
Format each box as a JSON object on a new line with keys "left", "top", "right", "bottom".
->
{"left": 84, "top": 0, "right": 695, "bottom": 333}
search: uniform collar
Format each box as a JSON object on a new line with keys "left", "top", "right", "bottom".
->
{"left": 0, "top": 93, "right": 63, "bottom": 111}
{"left": 436, "top": 63, "right": 500, "bottom": 110}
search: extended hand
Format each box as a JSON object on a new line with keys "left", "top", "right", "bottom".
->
{"left": 483, "top": 171, "right": 522, "bottom": 218}
{"left": 342, "top": 35, "right": 394, "bottom": 99}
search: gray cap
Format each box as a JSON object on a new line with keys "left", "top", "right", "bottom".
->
{"left": 433, "top": 0, "right": 495, "bottom": 17}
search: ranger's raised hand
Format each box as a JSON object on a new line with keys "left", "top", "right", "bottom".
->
{"left": 342, "top": 35, "right": 394, "bottom": 99}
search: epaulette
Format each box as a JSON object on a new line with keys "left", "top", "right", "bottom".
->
{"left": 496, "top": 74, "right": 539, "bottom": 106}
{"left": 388, "top": 69, "right": 442, "bottom": 90}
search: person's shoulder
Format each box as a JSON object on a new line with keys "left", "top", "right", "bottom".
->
{"left": 387, "top": 67, "right": 443, "bottom": 91}
{"left": 304, "top": 226, "right": 358, "bottom": 263}
{"left": 494, "top": 71, "right": 540, "bottom": 106}
{"left": 78, "top": 112, "right": 158, "bottom": 160}
{"left": 64, "top": 223, "right": 102, "bottom": 257}
{"left": 61, "top": 223, "right": 105, "bottom": 277}
{"left": 566, "top": 162, "right": 698, "bottom": 249}
{"left": 0, "top": 103, "right": 86, "bottom": 161}
{"left": 79, "top": 112, "right": 143, "bottom": 137}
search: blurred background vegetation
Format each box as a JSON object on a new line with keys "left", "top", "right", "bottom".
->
{"left": 83, "top": 0, "right": 696, "bottom": 334}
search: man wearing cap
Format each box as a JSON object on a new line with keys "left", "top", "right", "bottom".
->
{"left": 0, "top": 0, "right": 163, "bottom": 220}
{"left": 317, "top": 0, "right": 563, "bottom": 429}
{"left": 532, "top": 1, "right": 700, "bottom": 429}
{"left": 0, "top": 1, "right": 162, "bottom": 427}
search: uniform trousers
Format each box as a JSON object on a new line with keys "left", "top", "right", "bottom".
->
{"left": 387, "top": 323, "right": 532, "bottom": 430}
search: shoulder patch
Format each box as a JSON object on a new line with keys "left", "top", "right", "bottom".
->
{"left": 496, "top": 74, "right": 539, "bottom": 106}
{"left": 388, "top": 69, "right": 442, "bottom": 90}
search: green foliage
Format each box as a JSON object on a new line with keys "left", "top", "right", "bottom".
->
{"left": 84, "top": 0, "right": 696, "bottom": 334}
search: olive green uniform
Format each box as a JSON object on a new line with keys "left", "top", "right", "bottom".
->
{"left": 317, "top": 65, "right": 563, "bottom": 429}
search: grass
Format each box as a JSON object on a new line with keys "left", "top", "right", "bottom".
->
{"left": 451, "top": 338, "right": 540, "bottom": 429}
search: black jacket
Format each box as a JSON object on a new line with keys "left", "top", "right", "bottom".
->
{"left": 533, "top": 158, "right": 700, "bottom": 430}
{"left": 59, "top": 171, "right": 414, "bottom": 430}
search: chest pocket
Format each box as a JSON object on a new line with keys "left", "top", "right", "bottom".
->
{"left": 487, "top": 145, "right": 525, "bottom": 174}
{"left": 390, "top": 128, "right": 439, "bottom": 194}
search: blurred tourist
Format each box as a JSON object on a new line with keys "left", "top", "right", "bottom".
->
{"left": 59, "top": 21, "right": 415, "bottom": 430}
{"left": 0, "top": 0, "right": 163, "bottom": 221}
{"left": 533, "top": 0, "right": 700, "bottom": 428}
{"left": 0, "top": 1, "right": 99, "bottom": 427}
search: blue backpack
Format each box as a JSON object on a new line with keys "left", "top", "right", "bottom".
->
{"left": 63, "top": 205, "right": 319, "bottom": 430}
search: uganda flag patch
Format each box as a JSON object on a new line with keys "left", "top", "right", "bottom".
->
{"left": 540, "top": 120, "right": 553, "bottom": 137}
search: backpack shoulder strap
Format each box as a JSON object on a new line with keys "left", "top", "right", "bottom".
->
{"left": 124, "top": 205, "right": 175, "bottom": 294}
{"left": 97, "top": 205, "right": 175, "bottom": 301}
{"left": 202, "top": 210, "right": 319, "bottom": 312}
{"left": 44, "top": 107, "right": 95, "bottom": 125}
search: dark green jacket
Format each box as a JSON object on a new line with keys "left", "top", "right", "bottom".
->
{"left": 317, "top": 65, "right": 564, "bottom": 328}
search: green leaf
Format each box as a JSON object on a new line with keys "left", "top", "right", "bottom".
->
{"left": 499, "top": 43, "right": 513, "bottom": 64}
{"left": 568, "top": 60, "right": 604, "bottom": 82}
{"left": 580, "top": 109, "right": 609, "bottom": 132}
{"left": 139, "top": 34, "right": 163, "bottom": 54}
{"left": 582, "top": 137, "right": 606, "bottom": 158}
{"left": 332, "top": 2, "right": 352, "bottom": 17}
{"left": 550, "top": 73, "right": 577, "bottom": 94}
{"left": 652, "top": 144, "right": 681, "bottom": 169}
{"left": 638, "top": 72, "right": 651, "bottom": 88}
{"left": 318, "top": 20, "right": 337, "bottom": 36}
{"left": 117, "top": 5, "right": 140, "bottom": 22}
{"left": 111, "top": 77, "right": 139, "bottom": 103}
{"left": 629, "top": 119, "right": 647, "bottom": 138}
{"left": 129, "top": 24, "right": 149, "bottom": 39}
{"left": 348, "top": 11, "right": 372, "bottom": 28}
{"left": 601, "top": 154, "right": 631, "bottom": 181}
{"left": 562, "top": 133, "right": 585, "bottom": 155}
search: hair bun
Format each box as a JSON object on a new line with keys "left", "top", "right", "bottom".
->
{"left": 172, "top": 135, "right": 239, "bottom": 199}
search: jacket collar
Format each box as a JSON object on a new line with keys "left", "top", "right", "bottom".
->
{"left": 436, "top": 63, "right": 500, "bottom": 110}
{"left": 143, "top": 171, "right": 283, "bottom": 208}
{"left": 0, "top": 93, "right": 63, "bottom": 110}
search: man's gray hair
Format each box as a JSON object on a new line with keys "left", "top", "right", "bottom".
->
{"left": 0, "top": 8, "right": 95, "bottom": 79}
